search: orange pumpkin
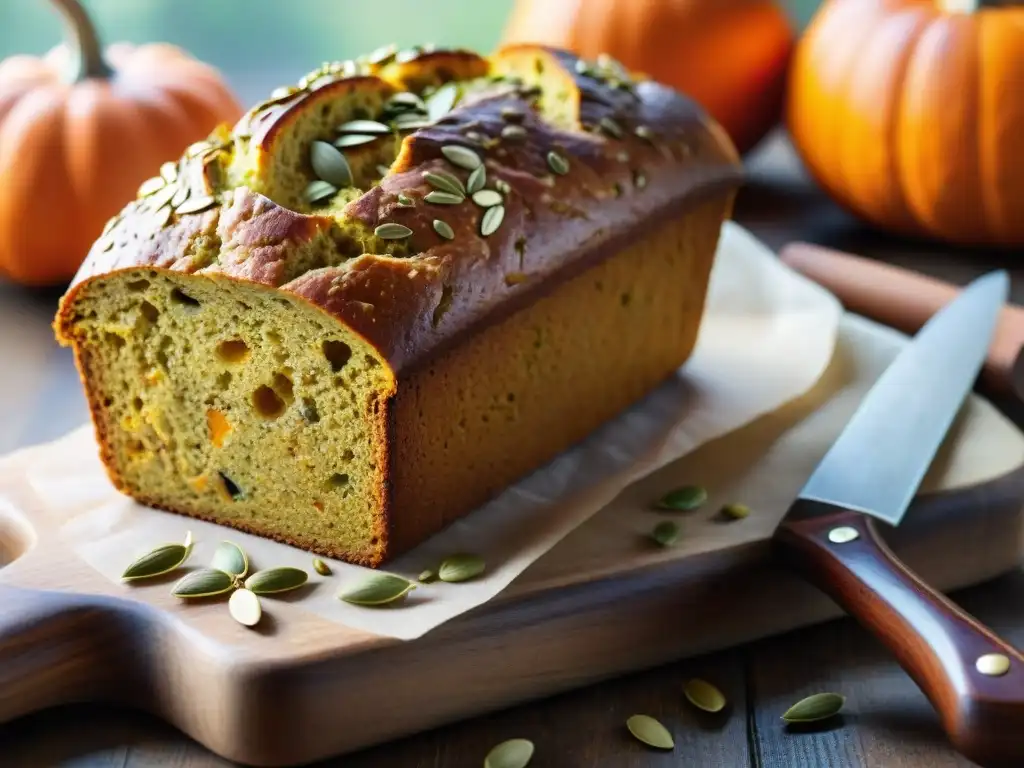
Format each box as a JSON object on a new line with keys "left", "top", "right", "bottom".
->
{"left": 0, "top": 0, "right": 242, "bottom": 286}
{"left": 787, "top": 0, "right": 1024, "bottom": 248}
{"left": 501, "top": 0, "right": 795, "bottom": 154}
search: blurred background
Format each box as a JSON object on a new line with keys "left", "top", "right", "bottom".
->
{"left": 1, "top": 0, "right": 817, "bottom": 105}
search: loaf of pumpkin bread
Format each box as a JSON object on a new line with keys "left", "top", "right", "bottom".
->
{"left": 54, "top": 44, "right": 743, "bottom": 567}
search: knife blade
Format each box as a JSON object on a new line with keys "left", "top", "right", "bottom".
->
{"left": 772, "top": 270, "right": 1024, "bottom": 768}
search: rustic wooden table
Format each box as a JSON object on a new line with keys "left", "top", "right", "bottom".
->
{"left": 1, "top": 133, "right": 1021, "bottom": 768}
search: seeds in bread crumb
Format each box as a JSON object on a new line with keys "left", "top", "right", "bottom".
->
{"left": 310, "top": 141, "right": 353, "bottom": 188}
{"left": 375, "top": 223, "right": 413, "bottom": 239}
{"left": 433, "top": 219, "right": 455, "bottom": 240}
{"left": 304, "top": 180, "right": 338, "bottom": 204}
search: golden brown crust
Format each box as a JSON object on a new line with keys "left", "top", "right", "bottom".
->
{"left": 56, "top": 44, "right": 743, "bottom": 377}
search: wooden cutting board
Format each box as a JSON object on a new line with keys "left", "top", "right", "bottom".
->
{"left": 0, "top": 312, "right": 1022, "bottom": 767}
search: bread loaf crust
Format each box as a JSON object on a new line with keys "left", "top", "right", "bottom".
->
{"left": 56, "top": 44, "right": 742, "bottom": 375}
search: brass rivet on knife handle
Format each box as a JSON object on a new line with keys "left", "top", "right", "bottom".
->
{"left": 976, "top": 654, "right": 1011, "bottom": 677}
{"left": 827, "top": 526, "right": 859, "bottom": 544}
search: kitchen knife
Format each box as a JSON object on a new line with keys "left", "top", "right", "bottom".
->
{"left": 773, "top": 270, "right": 1024, "bottom": 768}
{"left": 780, "top": 241, "right": 1024, "bottom": 400}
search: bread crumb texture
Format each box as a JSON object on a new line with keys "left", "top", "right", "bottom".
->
{"left": 55, "top": 43, "right": 741, "bottom": 566}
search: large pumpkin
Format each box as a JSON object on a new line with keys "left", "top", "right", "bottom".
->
{"left": 787, "top": 0, "right": 1024, "bottom": 248}
{"left": 0, "top": 0, "right": 242, "bottom": 286}
{"left": 501, "top": 0, "right": 795, "bottom": 154}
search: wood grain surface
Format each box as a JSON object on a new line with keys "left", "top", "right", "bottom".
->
{"left": 1, "top": 133, "right": 1024, "bottom": 767}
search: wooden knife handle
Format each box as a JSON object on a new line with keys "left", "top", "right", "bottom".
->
{"left": 779, "top": 242, "right": 1024, "bottom": 399}
{"left": 775, "top": 500, "right": 1024, "bottom": 768}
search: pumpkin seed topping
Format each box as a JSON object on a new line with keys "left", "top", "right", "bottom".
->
{"left": 500, "top": 106, "right": 526, "bottom": 123}
{"left": 304, "top": 180, "right": 338, "bottom": 204}
{"left": 375, "top": 223, "right": 414, "bottom": 239}
{"left": 333, "top": 133, "right": 380, "bottom": 149}
{"left": 655, "top": 485, "right": 707, "bottom": 511}
{"left": 684, "top": 679, "right": 727, "bottom": 713}
{"left": 501, "top": 125, "right": 528, "bottom": 142}
{"left": 635, "top": 125, "right": 654, "bottom": 142}
{"left": 426, "top": 82, "right": 459, "bottom": 122}
{"left": 651, "top": 520, "right": 679, "bottom": 547}
{"left": 229, "top": 588, "right": 262, "bottom": 627}
{"left": 626, "top": 714, "right": 674, "bottom": 750}
{"left": 425, "top": 191, "right": 464, "bottom": 205}
{"left": 546, "top": 151, "right": 570, "bottom": 175}
{"left": 616, "top": 150, "right": 630, "bottom": 163}
{"left": 418, "top": 569, "right": 437, "bottom": 583}
{"left": 466, "top": 165, "right": 486, "bottom": 194}
{"left": 148, "top": 183, "right": 178, "bottom": 212}
{"left": 782, "top": 692, "right": 845, "bottom": 723}
{"left": 245, "top": 566, "right": 308, "bottom": 595}
{"left": 175, "top": 195, "right": 217, "bottom": 216}
{"left": 393, "top": 116, "right": 432, "bottom": 131}
{"left": 634, "top": 171, "right": 648, "bottom": 189}
{"left": 170, "top": 185, "right": 190, "bottom": 209}
{"left": 153, "top": 206, "right": 173, "bottom": 228}
{"left": 438, "top": 553, "right": 485, "bottom": 583}
{"left": 310, "top": 141, "right": 353, "bottom": 188}
{"left": 337, "top": 119, "right": 392, "bottom": 135}
{"left": 172, "top": 568, "right": 236, "bottom": 599}
{"left": 122, "top": 538, "right": 192, "bottom": 581}
{"left": 160, "top": 161, "right": 178, "bottom": 183}
{"left": 480, "top": 205, "right": 505, "bottom": 237}
{"left": 211, "top": 541, "right": 248, "bottom": 577}
{"left": 433, "top": 219, "right": 455, "bottom": 240}
{"left": 387, "top": 91, "right": 427, "bottom": 111}
{"left": 313, "top": 558, "right": 332, "bottom": 576}
{"left": 472, "top": 190, "right": 503, "bottom": 208}
{"left": 465, "top": 130, "right": 485, "bottom": 142}
{"left": 722, "top": 503, "right": 751, "bottom": 521}
{"left": 484, "top": 738, "right": 534, "bottom": 768}
{"left": 599, "top": 116, "right": 624, "bottom": 139}
{"left": 185, "top": 140, "right": 212, "bottom": 157}
{"left": 339, "top": 572, "right": 417, "bottom": 606}
{"left": 423, "top": 170, "right": 466, "bottom": 196}
{"left": 441, "top": 144, "right": 482, "bottom": 171}
{"left": 495, "top": 179, "right": 512, "bottom": 195}
{"left": 396, "top": 193, "right": 415, "bottom": 207}
{"left": 574, "top": 59, "right": 591, "bottom": 75}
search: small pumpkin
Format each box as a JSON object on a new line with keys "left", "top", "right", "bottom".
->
{"left": 501, "top": 0, "right": 795, "bottom": 154}
{"left": 787, "top": 0, "right": 1024, "bottom": 248}
{"left": 0, "top": 0, "right": 242, "bottom": 286}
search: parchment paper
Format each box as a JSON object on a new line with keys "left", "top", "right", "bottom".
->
{"left": 15, "top": 222, "right": 842, "bottom": 640}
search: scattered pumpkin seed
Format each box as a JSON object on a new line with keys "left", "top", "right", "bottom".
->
{"left": 175, "top": 195, "right": 217, "bottom": 215}
{"left": 635, "top": 125, "right": 654, "bottom": 142}
{"left": 626, "top": 714, "right": 674, "bottom": 750}
{"left": 423, "top": 170, "right": 465, "bottom": 196}
{"left": 426, "top": 82, "right": 459, "bottom": 122}
{"left": 313, "top": 558, "right": 332, "bottom": 576}
{"left": 472, "top": 189, "right": 503, "bottom": 208}
{"left": 310, "top": 141, "right": 353, "bottom": 188}
{"left": 651, "top": 520, "right": 679, "bottom": 547}
{"left": 655, "top": 485, "right": 707, "bottom": 511}
{"left": 333, "top": 133, "right": 380, "bottom": 149}
{"left": 782, "top": 693, "right": 845, "bottom": 723}
{"left": 615, "top": 150, "right": 630, "bottom": 163}
{"left": 185, "top": 140, "right": 211, "bottom": 157}
{"left": 466, "top": 165, "right": 486, "bottom": 194}
{"left": 229, "top": 588, "right": 262, "bottom": 627}
{"left": 495, "top": 179, "right": 512, "bottom": 195}
{"left": 634, "top": 171, "right": 647, "bottom": 189}
{"left": 339, "top": 572, "right": 417, "bottom": 606}
{"left": 546, "top": 151, "right": 569, "bottom": 175}
{"left": 376, "top": 164, "right": 391, "bottom": 177}
{"left": 375, "top": 223, "right": 414, "bottom": 239}
{"left": 424, "top": 191, "right": 464, "bottom": 205}
{"left": 721, "top": 503, "right": 751, "bottom": 521}
{"left": 684, "top": 679, "right": 726, "bottom": 713}
{"left": 304, "top": 180, "right": 338, "bottom": 204}
{"left": 574, "top": 58, "right": 591, "bottom": 75}
{"left": 438, "top": 553, "right": 485, "bottom": 583}
{"left": 388, "top": 91, "right": 427, "bottom": 111}
{"left": 171, "top": 568, "right": 236, "bottom": 598}
{"left": 122, "top": 540, "right": 191, "bottom": 581}
{"left": 148, "top": 183, "right": 178, "bottom": 212}
{"left": 393, "top": 117, "right": 432, "bottom": 131}
{"left": 441, "top": 144, "right": 482, "bottom": 171}
{"left": 211, "top": 541, "right": 248, "bottom": 577}
{"left": 153, "top": 205, "right": 173, "bottom": 228}
{"left": 159, "top": 161, "right": 178, "bottom": 183}
{"left": 336, "top": 119, "right": 391, "bottom": 135}
{"left": 182, "top": 530, "right": 194, "bottom": 559}
{"left": 245, "top": 566, "right": 309, "bottom": 595}
{"left": 170, "top": 185, "right": 190, "bottom": 209}
{"left": 500, "top": 106, "right": 525, "bottom": 123}
{"left": 465, "top": 130, "right": 485, "bottom": 142}
{"left": 433, "top": 219, "right": 455, "bottom": 240}
{"left": 396, "top": 193, "right": 415, "bottom": 207}
{"left": 480, "top": 205, "right": 505, "bottom": 237}
{"left": 418, "top": 569, "right": 437, "bottom": 583}
{"left": 599, "top": 116, "right": 624, "bottom": 139}
{"left": 484, "top": 738, "right": 534, "bottom": 768}
{"left": 500, "top": 125, "right": 528, "bottom": 142}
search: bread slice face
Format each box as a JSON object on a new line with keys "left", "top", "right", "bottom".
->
{"left": 55, "top": 44, "right": 743, "bottom": 566}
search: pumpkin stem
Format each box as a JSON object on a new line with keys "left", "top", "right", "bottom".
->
{"left": 50, "top": 0, "right": 113, "bottom": 81}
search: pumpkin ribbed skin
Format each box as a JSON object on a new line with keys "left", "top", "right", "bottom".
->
{"left": 787, "top": 0, "right": 1024, "bottom": 247}
{"left": 501, "top": 0, "right": 794, "bottom": 155}
{"left": 0, "top": 42, "right": 241, "bottom": 286}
